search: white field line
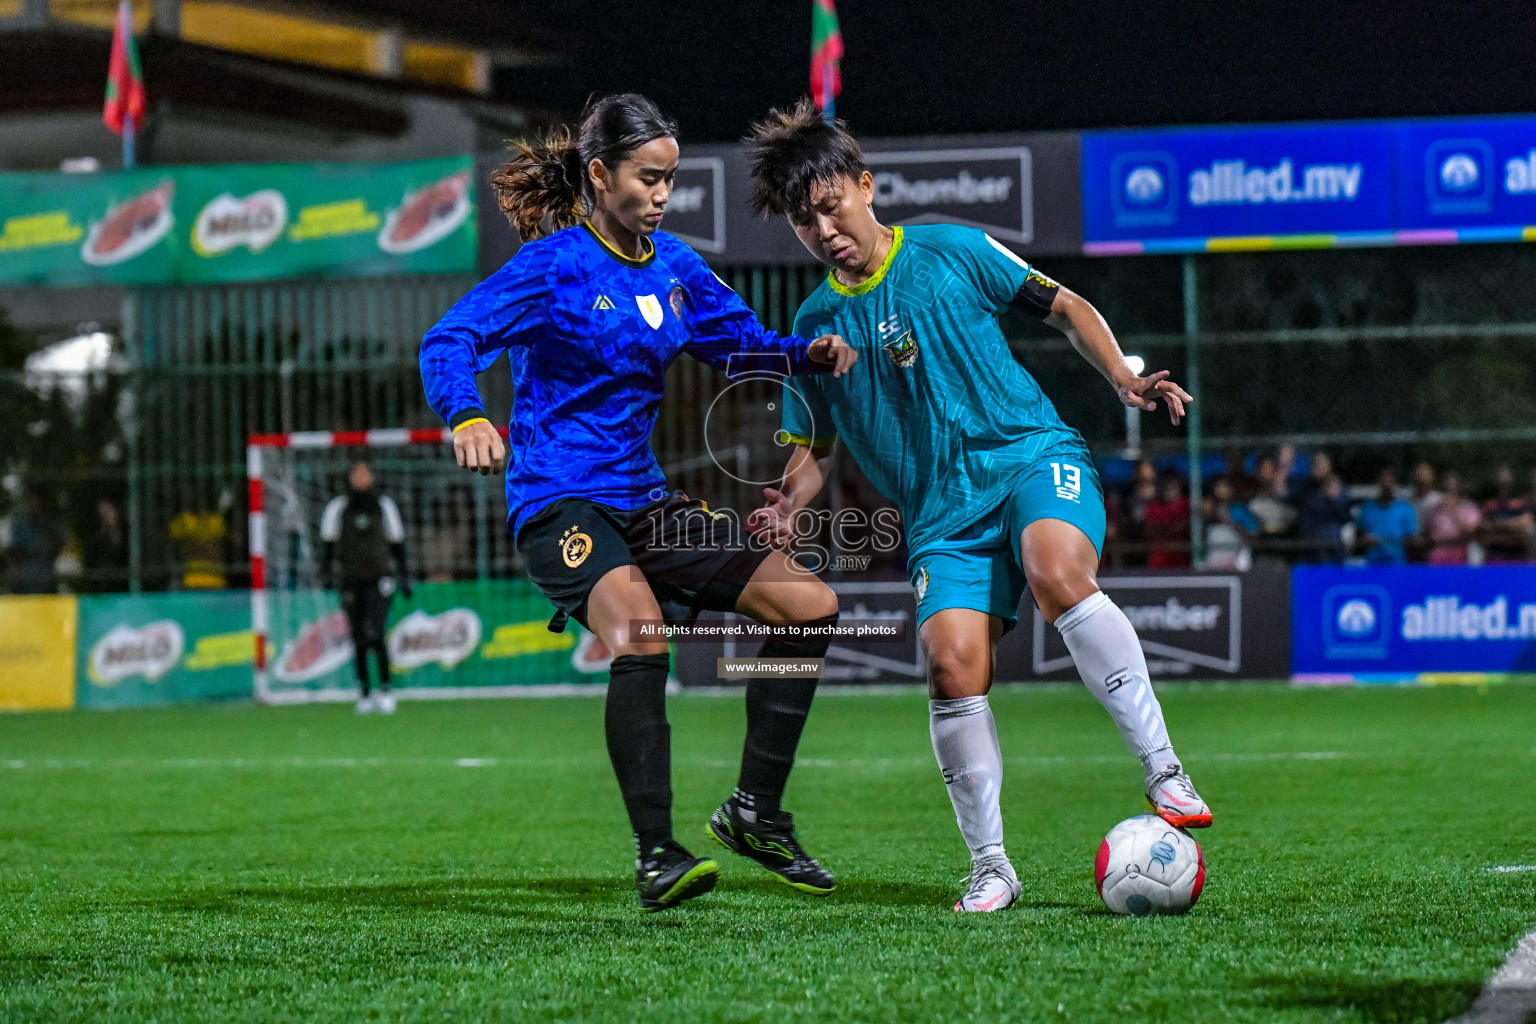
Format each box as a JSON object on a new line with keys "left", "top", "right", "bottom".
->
{"left": 0, "top": 750, "right": 1359, "bottom": 772}
{"left": 1445, "top": 927, "right": 1536, "bottom": 1024}
{"left": 1490, "top": 866, "right": 1536, "bottom": 873}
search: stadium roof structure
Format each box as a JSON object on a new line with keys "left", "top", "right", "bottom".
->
{"left": 0, "top": 0, "right": 571, "bottom": 169}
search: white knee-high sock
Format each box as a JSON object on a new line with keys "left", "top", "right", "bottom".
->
{"left": 929, "top": 695, "right": 1006, "bottom": 865}
{"left": 1055, "top": 591, "right": 1180, "bottom": 781}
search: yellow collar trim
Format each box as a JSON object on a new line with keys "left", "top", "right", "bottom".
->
{"left": 582, "top": 220, "right": 654, "bottom": 267}
{"left": 828, "top": 226, "right": 902, "bottom": 297}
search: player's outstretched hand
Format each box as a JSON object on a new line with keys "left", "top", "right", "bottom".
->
{"left": 1116, "top": 369, "right": 1193, "bottom": 426}
{"left": 454, "top": 420, "right": 505, "bottom": 476}
{"left": 748, "top": 487, "right": 796, "bottom": 550}
{"left": 808, "top": 334, "right": 857, "bottom": 377}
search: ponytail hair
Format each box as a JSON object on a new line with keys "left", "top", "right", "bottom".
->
{"left": 491, "top": 93, "right": 678, "bottom": 241}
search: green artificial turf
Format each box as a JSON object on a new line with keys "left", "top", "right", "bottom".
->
{"left": 1, "top": 682, "right": 1534, "bottom": 1023}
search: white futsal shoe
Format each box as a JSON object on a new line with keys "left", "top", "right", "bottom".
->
{"left": 954, "top": 855, "right": 1022, "bottom": 912}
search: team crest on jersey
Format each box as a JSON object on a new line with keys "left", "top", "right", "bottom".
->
{"left": 669, "top": 284, "right": 687, "bottom": 319}
{"left": 878, "top": 313, "right": 919, "bottom": 368}
{"left": 561, "top": 525, "right": 593, "bottom": 568}
{"left": 636, "top": 293, "right": 664, "bottom": 329}
{"left": 592, "top": 295, "right": 616, "bottom": 310}
{"left": 914, "top": 564, "right": 930, "bottom": 602}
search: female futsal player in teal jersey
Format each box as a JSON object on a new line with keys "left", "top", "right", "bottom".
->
{"left": 742, "top": 100, "right": 1211, "bottom": 913}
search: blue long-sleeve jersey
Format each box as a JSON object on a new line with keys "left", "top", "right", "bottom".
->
{"left": 420, "top": 222, "right": 824, "bottom": 536}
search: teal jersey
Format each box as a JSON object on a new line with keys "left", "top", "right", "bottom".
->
{"left": 781, "top": 223, "right": 1092, "bottom": 556}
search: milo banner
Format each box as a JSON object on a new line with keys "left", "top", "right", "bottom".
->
{"left": 263, "top": 579, "right": 607, "bottom": 699}
{"left": 0, "top": 156, "right": 474, "bottom": 287}
{"left": 76, "top": 591, "right": 253, "bottom": 709}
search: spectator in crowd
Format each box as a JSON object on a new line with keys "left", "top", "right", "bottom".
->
{"left": 1202, "top": 475, "right": 1254, "bottom": 570}
{"left": 2, "top": 487, "right": 63, "bottom": 593}
{"left": 1222, "top": 447, "right": 1258, "bottom": 503}
{"left": 80, "top": 497, "right": 127, "bottom": 592}
{"left": 1293, "top": 453, "right": 1352, "bottom": 563}
{"left": 1409, "top": 460, "right": 1441, "bottom": 520}
{"left": 1530, "top": 466, "right": 1536, "bottom": 559}
{"left": 1247, "top": 465, "right": 1296, "bottom": 540}
{"left": 1405, "top": 460, "right": 1441, "bottom": 561}
{"left": 1276, "top": 443, "right": 1298, "bottom": 484}
{"left": 1355, "top": 468, "right": 1418, "bottom": 565}
{"left": 168, "top": 502, "right": 229, "bottom": 589}
{"left": 1143, "top": 470, "right": 1191, "bottom": 568}
{"left": 1479, "top": 464, "right": 1534, "bottom": 562}
{"left": 1423, "top": 471, "right": 1481, "bottom": 565}
{"left": 1111, "top": 459, "right": 1157, "bottom": 568}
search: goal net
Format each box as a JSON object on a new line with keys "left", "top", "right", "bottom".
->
{"left": 247, "top": 429, "right": 611, "bottom": 703}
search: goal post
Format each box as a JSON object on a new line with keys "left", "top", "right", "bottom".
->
{"left": 246, "top": 429, "right": 610, "bottom": 704}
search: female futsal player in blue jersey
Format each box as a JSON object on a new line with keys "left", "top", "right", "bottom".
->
{"left": 745, "top": 101, "right": 1208, "bottom": 914}
{"left": 420, "top": 94, "right": 856, "bottom": 911}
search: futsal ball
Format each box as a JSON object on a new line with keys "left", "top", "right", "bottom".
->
{"left": 1095, "top": 814, "right": 1206, "bottom": 916}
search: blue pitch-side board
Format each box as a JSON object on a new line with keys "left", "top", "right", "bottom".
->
{"left": 1291, "top": 566, "right": 1536, "bottom": 680}
{"left": 1083, "top": 114, "right": 1536, "bottom": 249}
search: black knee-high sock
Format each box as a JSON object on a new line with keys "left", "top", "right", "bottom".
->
{"left": 353, "top": 639, "right": 371, "bottom": 697}
{"left": 605, "top": 653, "right": 673, "bottom": 853}
{"left": 736, "top": 613, "right": 838, "bottom": 820}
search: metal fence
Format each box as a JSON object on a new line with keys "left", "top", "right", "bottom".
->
{"left": 5, "top": 243, "right": 1536, "bottom": 592}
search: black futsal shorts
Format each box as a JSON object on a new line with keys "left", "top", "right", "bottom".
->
{"left": 515, "top": 492, "right": 772, "bottom": 631}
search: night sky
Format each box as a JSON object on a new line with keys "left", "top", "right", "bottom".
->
{"left": 494, "top": 0, "right": 1536, "bottom": 141}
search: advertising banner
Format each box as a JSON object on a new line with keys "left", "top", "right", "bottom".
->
{"left": 1082, "top": 123, "right": 1396, "bottom": 253}
{"left": 673, "top": 570, "right": 1288, "bottom": 686}
{"left": 1395, "top": 116, "right": 1536, "bottom": 238}
{"left": 0, "top": 156, "right": 475, "bottom": 287}
{"left": 478, "top": 132, "right": 1082, "bottom": 274}
{"left": 263, "top": 579, "right": 606, "bottom": 699}
{"left": 997, "top": 567, "right": 1292, "bottom": 681}
{"left": 0, "top": 169, "right": 177, "bottom": 286}
{"left": 0, "top": 595, "right": 78, "bottom": 711}
{"left": 673, "top": 580, "right": 924, "bottom": 686}
{"left": 76, "top": 591, "right": 253, "bottom": 709}
{"left": 1292, "top": 566, "right": 1536, "bottom": 683}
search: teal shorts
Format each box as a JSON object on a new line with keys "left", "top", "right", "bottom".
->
{"left": 907, "top": 455, "right": 1105, "bottom": 633}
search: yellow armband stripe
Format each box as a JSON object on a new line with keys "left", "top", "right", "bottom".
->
{"left": 776, "top": 430, "right": 836, "bottom": 449}
{"left": 452, "top": 417, "right": 490, "bottom": 434}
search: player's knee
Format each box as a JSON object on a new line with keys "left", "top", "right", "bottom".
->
{"left": 924, "top": 641, "right": 988, "bottom": 699}
{"left": 1028, "top": 562, "right": 1095, "bottom": 623}
{"left": 608, "top": 636, "right": 669, "bottom": 659}
{"left": 799, "top": 582, "right": 840, "bottom": 622}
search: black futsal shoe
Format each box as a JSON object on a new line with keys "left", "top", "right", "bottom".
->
{"left": 707, "top": 800, "right": 836, "bottom": 895}
{"left": 636, "top": 839, "right": 719, "bottom": 912}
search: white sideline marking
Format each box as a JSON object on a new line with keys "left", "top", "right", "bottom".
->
{"left": 1445, "top": 927, "right": 1536, "bottom": 1024}
{"left": 455, "top": 758, "right": 496, "bottom": 767}
{"left": 1491, "top": 866, "right": 1536, "bottom": 873}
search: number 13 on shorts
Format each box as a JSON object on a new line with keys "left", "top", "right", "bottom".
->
{"left": 1051, "top": 462, "right": 1082, "bottom": 503}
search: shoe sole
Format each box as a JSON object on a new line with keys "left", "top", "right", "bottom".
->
{"left": 640, "top": 859, "right": 719, "bottom": 913}
{"left": 1146, "top": 798, "right": 1213, "bottom": 829}
{"left": 706, "top": 821, "right": 835, "bottom": 896}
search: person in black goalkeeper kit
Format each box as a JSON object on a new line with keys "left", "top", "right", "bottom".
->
{"left": 321, "top": 461, "right": 413, "bottom": 714}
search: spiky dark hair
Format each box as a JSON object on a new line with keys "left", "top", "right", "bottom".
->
{"left": 746, "top": 98, "right": 867, "bottom": 218}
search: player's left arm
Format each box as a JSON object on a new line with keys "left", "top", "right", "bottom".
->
{"left": 1041, "top": 286, "right": 1192, "bottom": 426}
{"left": 672, "top": 245, "right": 855, "bottom": 377}
{"left": 952, "top": 228, "right": 1191, "bottom": 424}
{"left": 379, "top": 495, "right": 412, "bottom": 599}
